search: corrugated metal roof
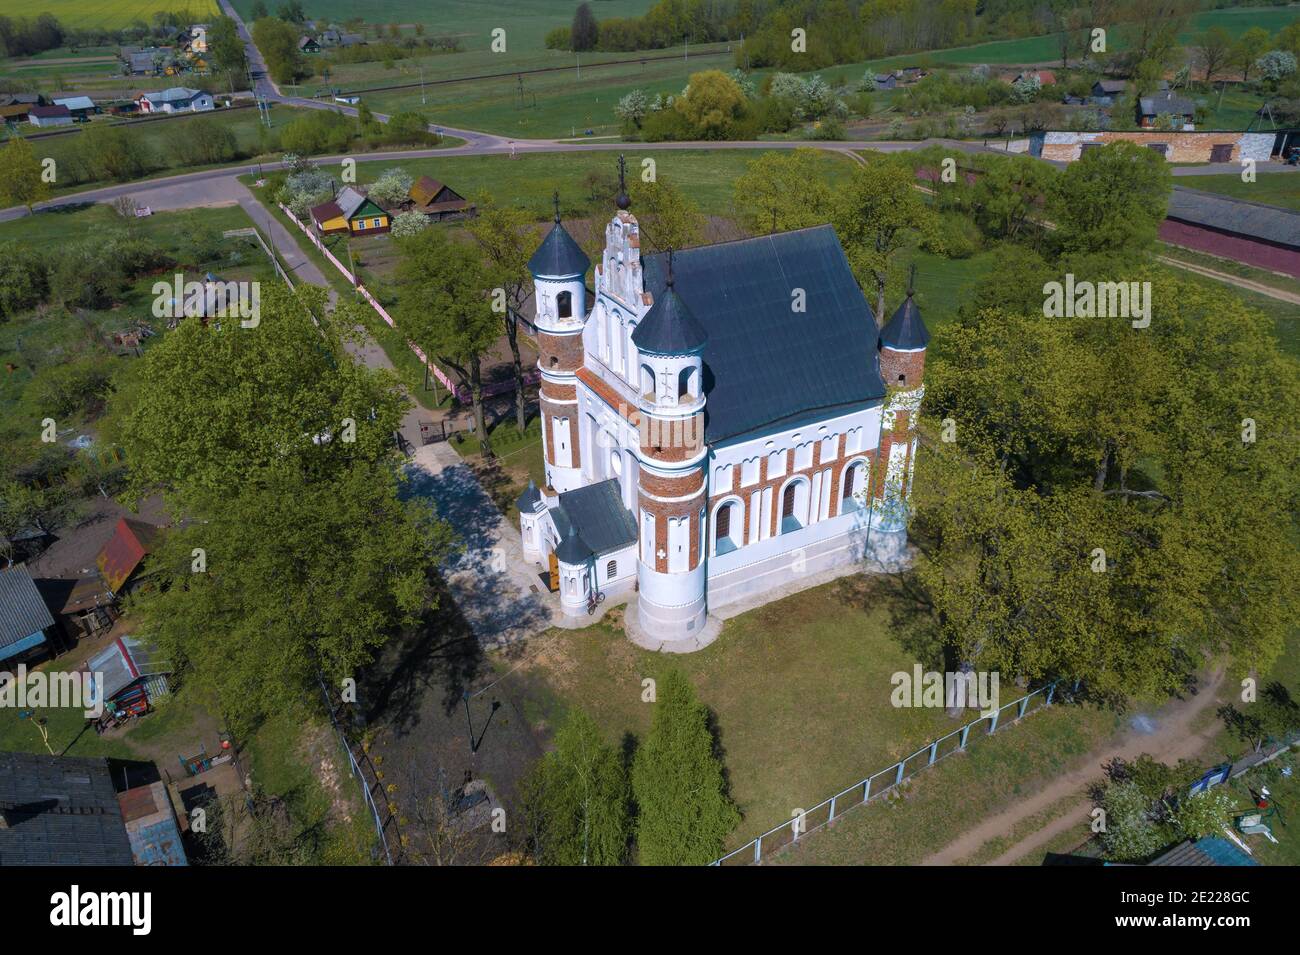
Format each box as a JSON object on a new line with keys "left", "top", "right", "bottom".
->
{"left": 96, "top": 517, "right": 159, "bottom": 594}
{"left": 0, "top": 566, "right": 55, "bottom": 649}
{"left": 643, "top": 226, "right": 886, "bottom": 445}
{"left": 551, "top": 479, "right": 637, "bottom": 557}
{"left": 1150, "top": 837, "right": 1257, "bottom": 866}
{"left": 0, "top": 753, "right": 134, "bottom": 866}
{"left": 1139, "top": 91, "right": 1195, "bottom": 116}
{"left": 1168, "top": 187, "right": 1300, "bottom": 248}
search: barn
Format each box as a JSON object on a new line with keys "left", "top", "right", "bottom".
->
{"left": 1159, "top": 187, "right": 1300, "bottom": 279}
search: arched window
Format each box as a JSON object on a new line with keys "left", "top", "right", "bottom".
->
{"left": 678, "top": 366, "right": 697, "bottom": 400}
{"left": 640, "top": 363, "right": 655, "bottom": 397}
{"left": 841, "top": 460, "right": 868, "bottom": 513}
{"left": 557, "top": 290, "right": 572, "bottom": 319}
{"left": 606, "top": 559, "right": 618, "bottom": 580}
{"left": 549, "top": 355, "right": 559, "bottom": 369}
{"left": 713, "top": 499, "right": 741, "bottom": 556}
{"left": 780, "top": 479, "right": 810, "bottom": 533}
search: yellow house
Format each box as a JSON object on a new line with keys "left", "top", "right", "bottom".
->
{"left": 309, "top": 186, "right": 390, "bottom": 236}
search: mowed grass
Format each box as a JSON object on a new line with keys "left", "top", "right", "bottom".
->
{"left": 1176, "top": 174, "right": 1300, "bottom": 213}
{"left": 22, "top": 0, "right": 219, "bottom": 29}
{"left": 344, "top": 147, "right": 857, "bottom": 219}
{"left": 501, "top": 578, "right": 973, "bottom": 850}
{"left": 355, "top": 49, "right": 731, "bottom": 139}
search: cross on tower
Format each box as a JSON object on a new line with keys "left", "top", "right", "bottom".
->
{"left": 618, "top": 154, "right": 627, "bottom": 192}
{"left": 552, "top": 190, "right": 561, "bottom": 223}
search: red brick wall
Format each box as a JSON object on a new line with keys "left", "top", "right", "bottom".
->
{"left": 879, "top": 348, "right": 926, "bottom": 389}
{"left": 1160, "top": 220, "right": 1300, "bottom": 279}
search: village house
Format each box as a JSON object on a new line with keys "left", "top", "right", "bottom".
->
{"left": 27, "top": 104, "right": 72, "bottom": 128}
{"left": 188, "top": 24, "right": 209, "bottom": 54}
{"left": 0, "top": 93, "right": 42, "bottom": 123}
{"left": 298, "top": 35, "right": 321, "bottom": 54}
{"left": 52, "top": 95, "right": 96, "bottom": 121}
{"left": 1138, "top": 90, "right": 1197, "bottom": 129}
{"left": 136, "top": 87, "right": 214, "bottom": 114}
{"left": 125, "top": 47, "right": 173, "bottom": 75}
{"left": 310, "top": 186, "right": 391, "bottom": 235}
{"left": 0, "top": 566, "right": 57, "bottom": 666}
{"left": 96, "top": 517, "right": 160, "bottom": 599}
{"left": 1036, "top": 129, "right": 1275, "bottom": 164}
{"left": 516, "top": 164, "right": 926, "bottom": 648}
{"left": 406, "top": 174, "right": 475, "bottom": 221}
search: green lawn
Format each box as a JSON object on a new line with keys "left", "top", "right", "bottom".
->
{"left": 1176, "top": 174, "right": 1300, "bottom": 213}
{"left": 499, "top": 576, "right": 1073, "bottom": 851}
{"left": 16, "top": 0, "right": 219, "bottom": 29}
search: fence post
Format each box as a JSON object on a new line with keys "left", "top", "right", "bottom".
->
{"left": 988, "top": 708, "right": 1000, "bottom": 734}
{"left": 829, "top": 795, "right": 837, "bottom": 822}
{"left": 1018, "top": 695, "right": 1029, "bottom": 720}
{"left": 863, "top": 776, "right": 871, "bottom": 803}
{"left": 894, "top": 760, "right": 905, "bottom": 786}
{"left": 928, "top": 740, "right": 938, "bottom": 765}
{"left": 1046, "top": 682, "right": 1056, "bottom": 706}
{"left": 960, "top": 723, "right": 972, "bottom": 749}
{"left": 754, "top": 836, "right": 762, "bottom": 864}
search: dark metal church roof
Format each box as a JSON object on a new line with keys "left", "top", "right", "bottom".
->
{"left": 880, "top": 292, "right": 930, "bottom": 350}
{"left": 631, "top": 282, "right": 708, "bottom": 354}
{"left": 643, "top": 226, "right": 885, "bottom": 445}
{"left": 528, "top": 221, "right": 590, "bottom": 277}
{"left": 550, "top": 479, "right": 637, "bottom": 559}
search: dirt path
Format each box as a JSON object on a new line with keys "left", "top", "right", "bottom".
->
{"left": 924, "top": 669, "right": 1229, "bottom": 865}
{"left": 1155, "top": 256, "right": 1300, "bottom": 305}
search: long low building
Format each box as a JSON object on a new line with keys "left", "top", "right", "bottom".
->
{"left": 1160, "top": 186, "right": 1300, "bottom": 278}
{"left": 1035, "top": 129, "right": 1281, "bottom": 164}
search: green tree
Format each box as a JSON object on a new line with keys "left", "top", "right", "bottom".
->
{"left": 1098, "top": 781, "right": 1165, "bottom": 862}
{"left": 674, "top": 69, "right": 747, "bottom": 139}
{"left": 733, "top": 148, "right": 833, "bottom": 235}
{"left": 627, "top": 175, "right": 705, "bottom": 254}
{"left": 523, "top": 709, "right": 630, "bottom": 865}
{"left": 395, "top": 229, "right": 500, "bottom": 458}
{"left": 832, "top": 156, "right": 941, "bottom": 324}
{"left": 1230, "top": 26, "right": 1271, "bottom": 82}
{"left": 1048, "top": 141, "right": 1170, "bottom": 259}
{"left": 1174, "top": 787, "right": 1238, "bottom": 840}
{"left": 1195, "top": 25, "right": 1233, "bottom": 82}
{"left": 465, "top": 194, "right": 535, "bottom": 433}
{"left": 0, "top": 136, "right": 51, "bottom": 213}
{"left": 632, "top": 670, "right": 738, "bottom": 865}
{"left": 965, "top": 153, "right": 1054, "bottom": 241}
{"left": 571, "top": 2, "right": 599, "bottom": 53}
{"left": 207, "top": 16, "right": 248, "bottom": 77}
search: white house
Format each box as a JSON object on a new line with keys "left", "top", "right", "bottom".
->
{"left": 136, "top": 87, "right": 214, "bottom": 114}
{"left": 517, "top": 164, "right": 928, "bottom": 647}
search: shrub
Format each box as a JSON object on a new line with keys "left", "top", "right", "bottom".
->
{"left": 390, "top": 211, "right": 428, "bottom": 238}
{"left": 368, "top": 168, "right": 413, "bottom": 207}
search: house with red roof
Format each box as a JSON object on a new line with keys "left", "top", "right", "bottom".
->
{"left": 96, "top": 517, "right": 161, "bottom": 597}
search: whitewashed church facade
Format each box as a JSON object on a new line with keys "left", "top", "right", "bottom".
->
{"left": 516, "top": 173, "right": 928, "bottom": 646}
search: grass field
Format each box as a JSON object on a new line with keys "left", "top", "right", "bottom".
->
{"left": 1177, "top": 173, "right": 1300, "bottom": 212}
{"left": 868, "top": 6, "right": 1299, "bottom": 68}
{"left": 19, "top": 0, "right": 220, "bottom": 30}
{"left": 233, "top": 0, "right": 655, "bottom": 53}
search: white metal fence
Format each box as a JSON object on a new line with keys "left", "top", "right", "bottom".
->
{"left": 712, "top": 678, "right": 1076, "bottom": 865}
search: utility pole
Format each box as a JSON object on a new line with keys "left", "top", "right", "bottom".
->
{"left": 420, "top": 64, "right": 426, "bottom": 105}
{"left": 576, "top": 52, "right": 580, "bottom": 81}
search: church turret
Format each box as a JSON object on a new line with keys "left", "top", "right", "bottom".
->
{"left": 630, "top": 253, "right": 709, "bottom": 639}
{"left": 531, "top": 193, "right": 590, "bottom": 493}
{"left": 874, "top": 268, "right": 929, "bottom": 535}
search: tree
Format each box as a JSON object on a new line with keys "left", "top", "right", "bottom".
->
{"left": 465, "top": 195, "right": 535, "bottom": 434}
{"left": 627, "top": 175, "right": 704, "bottom": 254}
{"left": 1256, "top": 50, "right": 1298, "bottom": 86}
{"left": 523, "top": 709, "right": 630, "bottom": 865}
{"left": 390, "top": 210, "right": 428, "bottom": 237}
{"left": 632, "top": 670, "right": 738, "bottom": 865}
{"left": 914, "top": 268, "right": 1300, "bottom": 704}
{"left": 1195, "top": 25, "right": 1232, "bottom": 82}
{"left": 1230, "top": 27, "right": 1270, "bottom": 82}
{"left": 367, "top": 167, "right": 413, "bottom": 207}
{"left": 964, "top": 153, "right": 1054, "bottom": 241}
{"left": 1048, "top": 141, "right": 1171, "bottom": 258}
{"left": 207, "top": 16, "right": 248, "bottom": 77}
{"left": 1098, "top": 781, "right": 1166, "bottom": 861}
{"left": 1175, "top": 787, "right": 1238, "bottom": 840}
{"left": 832, "top": 156, "right": 941, "bottom": 324}
{"left": 733, "top": 148, "right": 833, "bottom": 235}
{"left": 571, "top": 2, "right": 599, "bottom": 53}
{"left": 116, "top": 285, "right": 454, "bottom": 731}
{"left": 0, "top": 136, "right": 51, "bottom": 213}
{"left": 396, "top": 229, "right": 500, "bottom": 458}
{"left": 250, "top": 1, "right": 269, "bottom": 19}
{"left": 674, "top": 69, "right": 747, "bottom": 139}
{"left": 614, "top": 88, "right": 650, "bottom": 131}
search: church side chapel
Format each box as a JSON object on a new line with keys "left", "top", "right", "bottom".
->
{"left": 516, "top": 159, "right": 928, "bottom": 650}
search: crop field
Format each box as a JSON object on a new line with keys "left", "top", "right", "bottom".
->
{"left": 18, "top": 0, "right": 220, "bottom": 29}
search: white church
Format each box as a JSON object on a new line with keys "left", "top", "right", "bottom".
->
{"left": 516, "top": 165, "right": 928, "bottom": 649}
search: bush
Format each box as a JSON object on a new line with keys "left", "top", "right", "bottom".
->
{"left": 25, "top": 353, "right": 115, "bottom": 419}
{"left": 390, "top": 211, "right": 428, "bottom": 237}
{"left": 804, "top": 116, "right": 846, "bottom": 140}
{"left": 925, "top": 210, "right": 981, "bottom": 258}
{"left": 0, "top": 243, "right": 48, "bottom": 319}
{"left": 280, "top": 110, "right": 355, "bottom": 155}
